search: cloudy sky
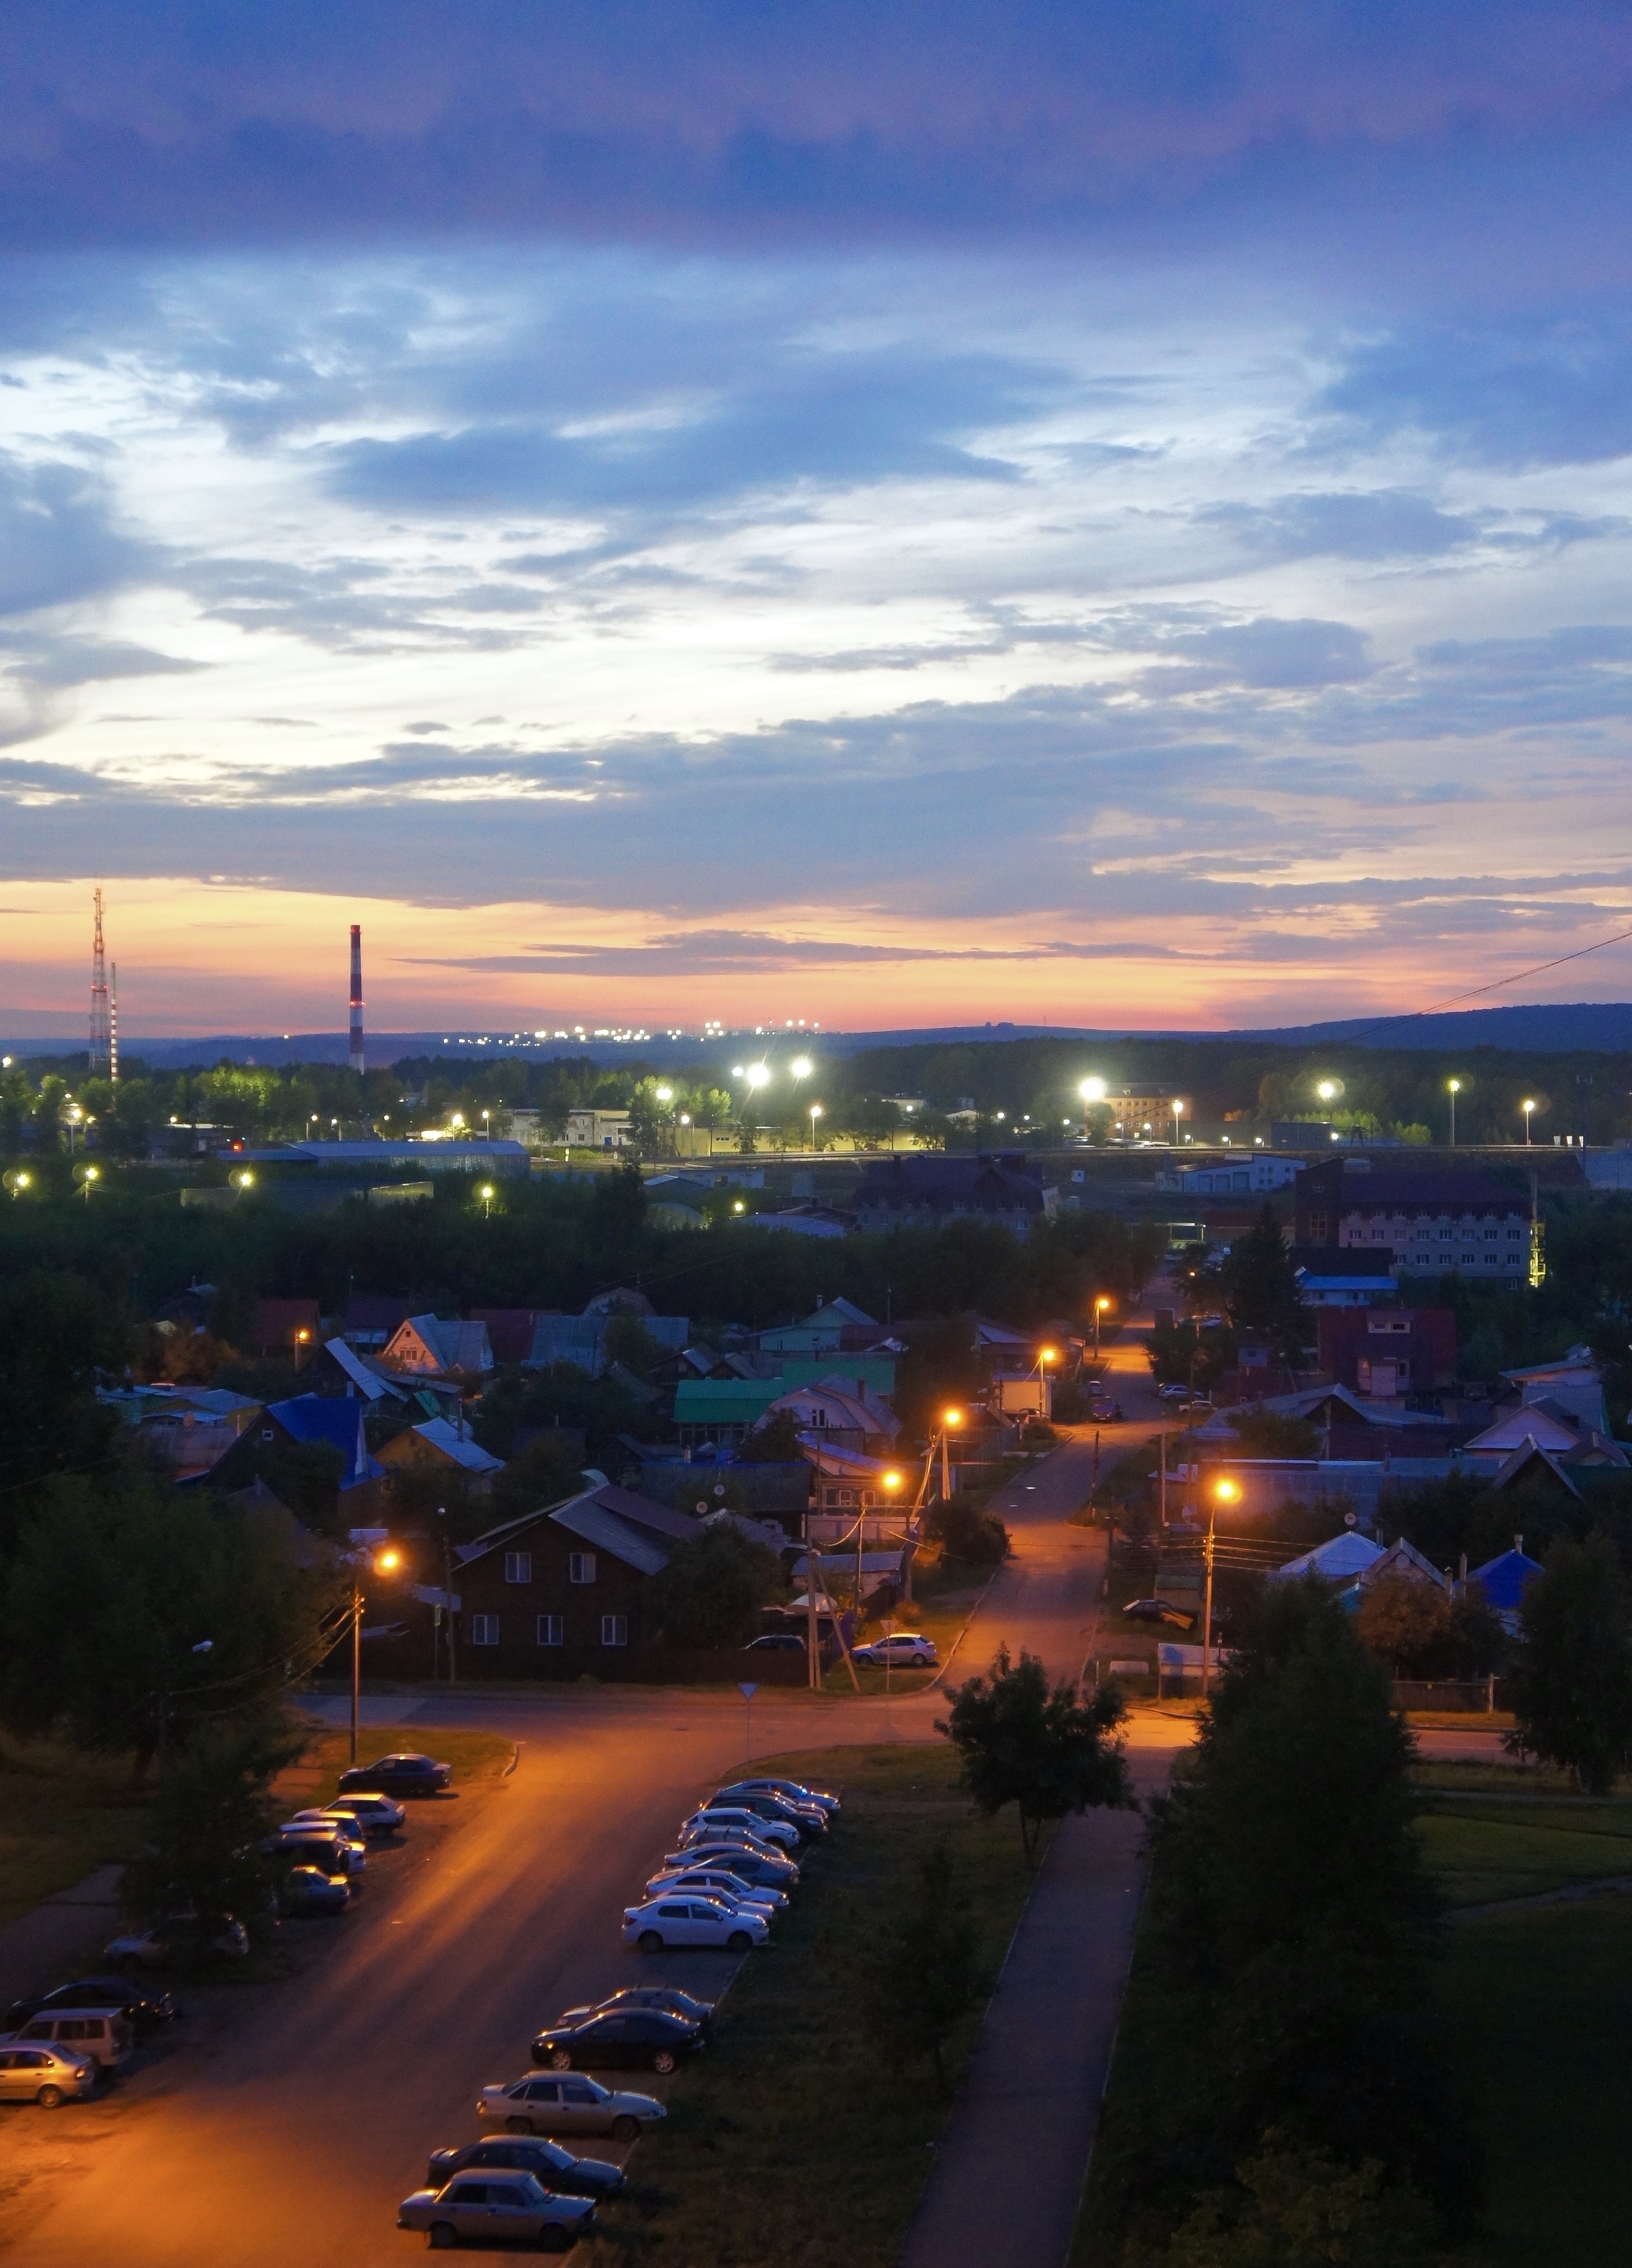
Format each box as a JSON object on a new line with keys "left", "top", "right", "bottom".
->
{"left": 5, "top": 2, "right": 1632, "bottom": 1038}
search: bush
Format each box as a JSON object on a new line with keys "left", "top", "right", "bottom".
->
{"left": 927, "top": 1497, "right": 1009, "bottom": 1568}
{"left": 938, "top": 1644, "right": 1133, "bottom": 1859}
{"left": 1506, "top": 1531, "right": 1632, "bottom": 1794}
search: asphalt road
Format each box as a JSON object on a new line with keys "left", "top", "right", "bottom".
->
{"left": 0, "top": 1436, "right": 1151, "bottom": 2268}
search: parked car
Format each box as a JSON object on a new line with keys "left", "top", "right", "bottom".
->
{"left": 265, "top": 1833, "right": 364, "bottom": 1882}
{"left": 645, "top": 1867, "right": 786, "bottom": 1916}
{"left": 397, "top": 2170, "right": 596, "bottom": 2250}
{"left": 530, "top": 2008, "right": 702, "bottom": 2075}
{"left": 622, "top": 1895, "right": 768, "bottom": 1954}
{"left": 742, "top": 1632, "right": 806, "bottom": 1653}
{"left": 708, "top": 1788, "right": 826, "bottom": 1838}
{"left": 551, "top": 1986, "right": 718, "bottom": 2038}
{"left": 1121, "top": 1599, "right": 1196, "bottom": 1630}
{"left": 679, "top": 1807, "right": 799, "bottom": 1853}
{"left": 1156, "top": 1383, "right": 1192, "bottom": 1403}
{"left": 477, "top": 2072, "right": 666, "bottom": 2141}
{"left": 5, "top": 1979, "right": 175, "bottom": 2035}
{"left": 337, "top": 1752, "right": 450, "bottom": 1797}
{"left": 292, "top": 1798, "right": 402, "bottom": 1838}
{"left": 426, "top": 2137, "right": 626, "bottom": 2201}
{"left": 277, "top": 1866, "right": 351, "bottom": 1917}
{"left": 3, "top": 2009, "right": 133, "bottom": 2071}
{"left": 718, "top": 1776, "right": 839, "bottom": 1816}
{"left": 1088, "top": 1397, "right": 1122, "bottom": 1422}
{"left": 277, "top": 1815, "right": 365, "bottom": 1856}
{"left": 0, "top": 2042, "right": 98, "bottom": 2107}
{"left": 662, "top": 1840, "right": 798, "bottom": 1889}
{"left": 852, "top": 1632, "right": 939, "bottom": 1668}
{"left": 106, "top": 1918, "right": 249, "bottom": 1966}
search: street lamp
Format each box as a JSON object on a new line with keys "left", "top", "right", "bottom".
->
{"left": 2, "top": 1169, "right": 32, "bottom": 1199}
{"left": 790, "top": 1056, "right": 813, "bottom": 1082}
{"left": 232, "top": 1168, "right": 254, "bottom": 1191}
{"left": 1316, "top": 1080, "right": 1337, "bottom": 1104}
{"left": 478, "top": 1181, "right": 496, "bottom": 1217}
{"left": 809, "top": 1102, "right": 823, "bottom": 1151}
{"left": 678, "top": 1111, "right": 692, "bottom": 1160}
{"left": 1522, "top": 1098, "right": 1536, "bottom": 1146}
{"left": 73, "top": 1163, "right": 100, "bottom": 1202}
{"left": 294, "top": 1326, "right": 312, "bottom": 1372}
{"left": 1093, "top": 1295, "right": 1112, "bottom": 1362}
{"left": 940, "top": 1407, "right": 963, "bottom": 1501}
{"left": 345, "top": 1542, "right": 403, "bottom": 1765}
{"left": 1447, "top": 1078, "right": 1461, "bottom": 1148}
{"left": 1203, "top": 1476, "right": 1241, "bottom": 1697}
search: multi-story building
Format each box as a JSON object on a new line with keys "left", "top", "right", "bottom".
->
{"left": 1294, "top": 1160, "right": 1539, "bottom": 1284}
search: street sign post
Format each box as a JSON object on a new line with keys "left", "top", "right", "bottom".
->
{"left": 737, "top": 1680, "right": 759, "bottom": 1762}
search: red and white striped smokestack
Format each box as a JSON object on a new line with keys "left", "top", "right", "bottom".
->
{"left": 349, "top": 924, "right": 365, "bottom": 1074}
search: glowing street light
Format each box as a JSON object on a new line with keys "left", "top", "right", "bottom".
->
{"left": 940, "top": 1407, "right": 963, "bottom": 1499}
{"left": 73, "top": 1163, "right": 100, "bottom": 1202}
{"left": 654, "top": 1084, "right": 673, "bottom": 1104}
{"left": 1078, "top": 1077, "right": 1107, "bottom": 1103}
{"left": 790, "top": 1056, "right": 813, "bottom": 1081}
{"left": 1093, "top": 1294, "right": 1112, "bottom": 1361}
{"left": 1202, "top": 1474, "right": 1241, "bottom": 1697}
{"left": 232, "top": 1168, "right": 255, "bottom": 1191}
{"left": 1522, "top": 1098, "right": 1536, "bottom": 1145}
{"left": 2, "top": 1169, "right": 32, "bottom": 1198}
{"left": 478, "top": 1182, "right": 496, "bottom": 1216}
{"left": 744, "top": 1065, "right": 771, "bottom": 1090}
{"left": 1316, "top": 1080, "right": 1338, "bottom": 1103}
{"left": 809, "top": 1101, "right": 823, "bottom": 1150}
{"left": 1447, "top": 1077, "right": 1462, "bottom": 1148}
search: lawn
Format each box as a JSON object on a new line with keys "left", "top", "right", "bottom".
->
{"left": 1441, "top": 1898, "right": 1632, "bottom": 2267}
{"left": 587, "top": 1740, "right": 1046, "bottom": 2268}
{"left": 818, "top": 1557, "right": 997, "bottom": 1695}
{"left": 0, "top": 1734, "right": 155, "bottom": 1926}
{"left": 277, "top": 1722, "right": 519, "bottom": 1805}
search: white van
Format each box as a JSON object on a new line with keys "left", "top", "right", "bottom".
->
{"left": 5, "top": 2009, "right": 134, "bottom": 2070}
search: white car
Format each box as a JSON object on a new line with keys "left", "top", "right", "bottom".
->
{"left": 106, "top": 1918, "right": 249, "bottom": 1965}
{"left": 622, "top": 1895, "right": 769, "bottom": 1953}
{"left": 295, "top": 1793, "right": 404, "bottom": 1835}
{"left": 680, "top": 1807, "right": 799, "bottom": 1852}
{"left": 398, "top": 2171, "right": 596, "bottom": 2251}
{"left": 645, "top": 1867, "right": 787, "bottom": 1915}
{"left": 852, "top": 1632, "right": 939, "bottom": 1668}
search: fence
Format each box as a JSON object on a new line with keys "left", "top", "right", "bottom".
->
{"left": 1391, "top": 1677, "right": 1507, "bottom": 1713}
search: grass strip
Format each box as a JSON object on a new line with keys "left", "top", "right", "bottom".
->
{"left": 0, "top": 1733, "right": 155, "bottom": 1926}
{"left": 1440, "top": 1897, "right": 1632, "bottom": 2267}
{"left": 588, "top": 1740, "right": 1046, "bottom": 2268}
{"left": 1415, "top": 1804, "right": 1632, "bottom": 1907}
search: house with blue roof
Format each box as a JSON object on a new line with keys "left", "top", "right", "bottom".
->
{"left": 1468, "top": 1544, "right": 1545, "bottom": 1635}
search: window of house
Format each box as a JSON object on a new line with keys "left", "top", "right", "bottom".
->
{"left": 569, "top": 1552, "right": 597, "bottom": 1584}
{"left": 1439, "top": 1228, "right": 1453, "bottom": 1241}
{"left": 470, "top": 1615, "right": 500, "bottom": 1646}
{"left": 504, "top": 1552, "right": 532, "bottom": 1583}
{"left": 1485, "top": 1230, "right": 1498, "bottom": 1242}
{"left": 601, "top": 1615, "right": 629, "bottom": 1647}
{"left": 1508, "top": 1227, "right": 1523, "bottom": 1239}
{"left": 536, "top": 1615, "right": 563, "bottom": 1646}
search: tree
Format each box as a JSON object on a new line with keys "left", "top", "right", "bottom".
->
{"left": 1506, "top": 1531, "right": 1632, "bottom": 1794}
{"left": 862, "top": 1840, "right": 981, "bottom": 2089}
{"left": 1095, "top": 1577, "right": 1481, "bottom": 2248}
{"left": 483, "top": 1432, "right": 587, "bottom": 1528}
{"left": 0, "top": 1474, "right": 339, "bottom": 1779}
{"left": 1218, "top": 1206, "right": 1305, "bottom": 1360}
{"left": 1355, "top": 1574, "right": 1454, "bottom": 1679}
{"left": 737, "top": 1408, "right": 806, "bottom": 1462}
{"left": 119, "top": 1716, "right": 303, "bottom": 1949}
{"left": 647, "top": 1521, "right": 782, "bottom": 1649}
{"left": 1149, "top": 2141, "right": 1444, "bottom": 2268}
{"left": 938, "top": 1646, "right": 1133, "bottom": 1859}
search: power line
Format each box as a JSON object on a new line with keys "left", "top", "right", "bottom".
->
{"left": 1339, "top": 916, "right": 1632, "bottom": 1047}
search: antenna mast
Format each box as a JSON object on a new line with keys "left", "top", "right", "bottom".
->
{"left": 109, "top": 962, "right": 119, "bottom": 1086}
{"left": 90, "top": 889, "right": 112, "bottom": 1079}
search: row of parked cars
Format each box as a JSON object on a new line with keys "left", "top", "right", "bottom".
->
{"left": 0, "top": 1754, "right": 453, "bottom": 2113}
{"left": 394, "top": 1772, "right": 841, "bottom": 2250}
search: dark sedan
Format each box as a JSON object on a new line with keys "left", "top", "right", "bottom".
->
{"left": 531, "top": 2008, "right": 703, "bottom": 2075}
{"left": 426, "top": 2136, "right": 625, "bottom": 2200}
{"left": 336, "top": 1750, "right": 451, "bottom": 1797}
{"left": 5, "top": 1978, "right": 177, "bottom": 2035}
{"left": 552, "top": 1985, "right": 716, "bottom": 2038}
{"left": 1121, "top": 1598, "right": 1197, "bottom": 1630}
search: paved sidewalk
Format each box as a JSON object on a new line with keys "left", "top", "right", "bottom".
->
{"left": 0, "top": 1862, "right": 125, "bottom": 2005}
{"left": 899, "top": 1757, "right": 1166, "bottom": 2268}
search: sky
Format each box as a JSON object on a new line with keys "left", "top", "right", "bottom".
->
{"left": 6, "top": 2, "right": 1632, "bottom": 1040}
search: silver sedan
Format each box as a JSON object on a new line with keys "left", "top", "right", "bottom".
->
{"left": 478, "top": 2071, "right": 666, "bottom": 2141}
{"left": 398, "top": 2169, "right": 596, "bottom": 2251}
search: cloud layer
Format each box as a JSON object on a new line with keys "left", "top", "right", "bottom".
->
{"left": 2, "top": 14, "right": 1632, "bottom": 1031}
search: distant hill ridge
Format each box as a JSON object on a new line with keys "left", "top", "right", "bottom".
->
{"left": 6, "top": 1001, "right": 1632, "bottom": 1067}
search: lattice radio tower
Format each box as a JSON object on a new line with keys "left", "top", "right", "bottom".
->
{"left": 89, "top": 888, "right": 116, "bottom": 1083}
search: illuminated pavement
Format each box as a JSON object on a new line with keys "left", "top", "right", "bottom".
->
{"left": 0, "top": 1438, "right": 1141, "bottom": 2267}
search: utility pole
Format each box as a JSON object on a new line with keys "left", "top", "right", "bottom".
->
{"left": 1158, "top": 1428, "right": 1167, "bottom": 1527}
{"left": 806, "top": 1515, "right": 821, "bottom": 1690}
{"left": 350, "top": 1572, "right": 363, "bottom": 1767}
{"left": 1203, "top": 1478, "right": 1239, "bottom": 1697}
{"left": 437, "top": 1508, "right": 457, "bottom": 1684}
